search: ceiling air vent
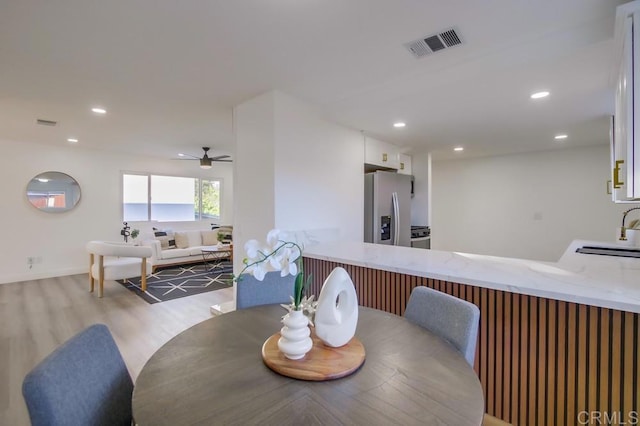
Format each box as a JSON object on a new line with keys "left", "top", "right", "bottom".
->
{"left": 404, "top": 28, "right": 463, "bottom": 59}
{"left": 36, "top": 119, "right": 57, "bottom": 126}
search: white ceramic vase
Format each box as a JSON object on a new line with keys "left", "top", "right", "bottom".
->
{"left": 277, "top": 309, "right": 313, "bottom": 360}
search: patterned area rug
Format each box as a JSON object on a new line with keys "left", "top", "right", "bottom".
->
{"left": 118, "top": 262, "right": 233, "bottom": 304}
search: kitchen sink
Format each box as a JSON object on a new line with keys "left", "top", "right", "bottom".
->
{"left": 576, "top": 245, "right": 640, "bottom": 258}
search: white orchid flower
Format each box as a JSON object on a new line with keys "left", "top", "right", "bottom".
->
{"left": 269, "top": 252, "right": 284, "bottom": 271}
{"left": 244, "top": 239, "right": 262, "bottom": 260}
{"left": 266, "top": 229, "right": 281, "bottom": 248}
{"left": 252, "top": 262, "right": 268, "bottom": 281}
{"left": 288, "top": 245, "right": 301, "bottom": 262}
{"left": 280, "top": 258, "right": 298, "bottom": 277}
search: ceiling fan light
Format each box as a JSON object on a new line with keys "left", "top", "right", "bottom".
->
{"left": 200, "top": 157, "right": 212, "bottom": 169}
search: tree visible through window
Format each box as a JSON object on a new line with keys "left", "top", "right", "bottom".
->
{"left": 122, "top": 173, "right": 221, "bottom": 222}
{"left": 195, "top": 179, "right": 220, "bottom": 219}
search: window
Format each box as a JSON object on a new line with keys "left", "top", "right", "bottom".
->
{"left": 122, "top": 173, "right": 221, "bottom": 222}
{"left": 123, "top": 174, "right": 149, "bottom": 221}
{"left": 195, "top": 179, "right": 221, "bottom": 219}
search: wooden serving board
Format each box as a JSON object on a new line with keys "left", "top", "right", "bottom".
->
{"left": 261, "top": 331, "right": 365, "bottom": 381}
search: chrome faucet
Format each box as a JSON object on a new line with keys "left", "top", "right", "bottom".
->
{"left": 619, "top": 207, "right": 640, "bottom": 241}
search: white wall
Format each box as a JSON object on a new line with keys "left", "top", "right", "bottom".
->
{"left": 431, "top": 145, "right": 636, "bottom": 261}
{"left": 0, "top": 138, "right": 233, "bottom": 284}
{"left": 232, "top": 91, "right": 277, "bottom": 272}
{"left": 410, "top": 149, "right": 431, "bottom": 226}
{"left": 233, "top": 91, "right": 364, "bottom": 272}
{"left": 273, "top": 93, "right": 364, "bottom": 241}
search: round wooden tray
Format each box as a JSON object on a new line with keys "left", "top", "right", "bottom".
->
{"left": 261, "top": 331, "right": 365, "bottom": 381}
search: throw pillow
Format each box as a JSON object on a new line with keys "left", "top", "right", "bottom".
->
{"left": 174, "top": 232, "right": 190, "bottom": 249}
{"left": 153, "top": 229, "right": 176, "bottom": 249}
{"left": 201, "top": 230, "right": 218, "bottom": 246}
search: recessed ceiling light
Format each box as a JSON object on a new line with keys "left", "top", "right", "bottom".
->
{"left": 454, "top": 147, "right": 464, "bottom": 152}
{"left": 554, "top": 134, "right": 568, "bottom": 140}
{"left": 91, "top": 107, "right": 107, "bottom": 114}
{"left": 393, "top": 122, "right": 406, "bottom": 128}
{"left": 530, "top": 91, "right": 550, "bottom": 99}
{"left": 178, "top": 153, "right": 185, "bottom": 157}
{"left": 67, "top": 138, "right": 78, "bottom": 143}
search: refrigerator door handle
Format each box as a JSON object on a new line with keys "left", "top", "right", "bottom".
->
{"left": 392, "top": 191, "right": 399, "bottom": 245}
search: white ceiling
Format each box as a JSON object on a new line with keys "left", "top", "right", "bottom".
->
{"left": 0, "top": 0, "right": 628, "bottom": 161}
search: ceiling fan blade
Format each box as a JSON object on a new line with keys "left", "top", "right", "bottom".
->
{"left": 178, "top": 153, "right": 200, "bottom": 160}
{"left": 213, "top": 159, "right": 233, "bottom": 162}
{"left": 211, "top": 155, "right": 230, "bottom": 161}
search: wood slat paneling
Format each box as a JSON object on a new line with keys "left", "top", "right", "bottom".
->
{"left": 304, "top": 258, "right": 640, "bottom": 426}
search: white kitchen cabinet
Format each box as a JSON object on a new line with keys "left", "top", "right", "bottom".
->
{"left": 364, "top": 136, "right": 399, "bottom": 170}
{"left": 612, "top": 2, "right": 640, "bottom": 201}
{"left": 397, "top": 153, "right": 412, "bottom": 175}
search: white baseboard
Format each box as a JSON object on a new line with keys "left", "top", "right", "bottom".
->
{"left": 0, "top": 267, "right": 88, "bottom": 285}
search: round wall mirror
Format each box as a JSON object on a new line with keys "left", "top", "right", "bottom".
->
{"left": 26, "top": 171, "right": 81, "bottom": 213}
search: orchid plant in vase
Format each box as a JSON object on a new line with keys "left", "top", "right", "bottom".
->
{"left": 236, "top": 229, "right": 316, "bottom": 360}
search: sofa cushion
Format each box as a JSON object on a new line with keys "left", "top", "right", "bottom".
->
{"left": 201, "top": 230, "right": 218, "bottom": 246}
{"left": 189, "top": 247, "right": 206, "bottom": 256}
{"left": 184, "top": 230, "right": 203, "bottom": 247}
{"left": 161, "top": 248, "right": 192, "bottom": 259}
{"left": 153, "top": 229, "right": 176, "bottom": 249}
{"left": 173, "top": 230, "right": 203, "bottom": 249}
{"left": 174, "top": 232, "right": 190, "bottom": 249}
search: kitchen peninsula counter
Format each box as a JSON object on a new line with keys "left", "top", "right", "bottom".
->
{"left": 302, "top": 239, "right": 640, "bottom": 425}
{"left": 304, "top": 239, "right": 640, "bottom": 313}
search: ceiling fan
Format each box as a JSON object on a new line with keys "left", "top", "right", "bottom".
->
{"left": 178, "top": 147, "right": 232, "bottom": 169}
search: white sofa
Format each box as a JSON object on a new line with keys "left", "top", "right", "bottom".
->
{"left": 144, "top": 229, "right": 231, "bottom": 271}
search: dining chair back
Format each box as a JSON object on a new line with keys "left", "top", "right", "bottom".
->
{"left": 86, "top": 240, "right": 152, "bottom": 297}
{"left": 22, "top": 324, "right": 134, "bottom": 426}
{"left": 236, "top": 271, "right": 295, "bottom": 309}
{"left": 404, "top": 286, "right": 480, "bottom": 366}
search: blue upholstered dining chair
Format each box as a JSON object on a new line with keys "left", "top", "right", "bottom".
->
{"left": 236, "top": 271, "right": 296, "bottom": 309}
{"left": 404, "top": 286, "right": 480, "bottom": 367}
{"left": 22, "top": 324, "right": 133, "bottom": 426}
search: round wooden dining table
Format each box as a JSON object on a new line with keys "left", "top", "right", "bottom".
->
{"left": 132, "top": 305, "right": 485, "bottom": 425}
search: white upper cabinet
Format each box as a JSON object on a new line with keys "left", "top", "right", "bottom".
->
{"left": 364, "top": 136, "right": 400, "bottom": 170}
{"left": 397, "top": 153, "right": 412, "bottom": 175}
{"left": 612, "top": 2, "right": 640, "bottom": 201}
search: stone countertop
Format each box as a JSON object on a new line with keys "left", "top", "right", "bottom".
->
{"left": 303, "top": 240, "right": 640, "bottom": 314}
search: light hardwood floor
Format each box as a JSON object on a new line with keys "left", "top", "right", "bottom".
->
{"left": 0, "top": 273, "right": 233, "bottom": 426}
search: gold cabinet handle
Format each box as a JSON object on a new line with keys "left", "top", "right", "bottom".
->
{"left": 613, "top": 160, "right": 625, "bottom": 188}
{"left": 607, "top": 180, "right": 612, "bottom": 195}
{"left": 382, "top": 153, "right": 388, "bottom": 162}
{"left": 400, "top": 162, "right": 405, "bottom": 170}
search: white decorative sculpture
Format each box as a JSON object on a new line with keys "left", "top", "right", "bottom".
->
{"left": 314, "top": 267, "right": 358, "bottom": 347}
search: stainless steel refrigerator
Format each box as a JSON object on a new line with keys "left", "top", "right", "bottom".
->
{"left": 364, "top": 171, "right": 412, "bottom": 246}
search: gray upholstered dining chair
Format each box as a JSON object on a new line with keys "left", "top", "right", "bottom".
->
{"left": 236, "top": 271, "right": 295, "bottom": 309}
{"left": 22, "top": 324, "right": 133, "bottom": 426}
{"left": 404, "top": 286, "right": 480, "bottom": 366}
